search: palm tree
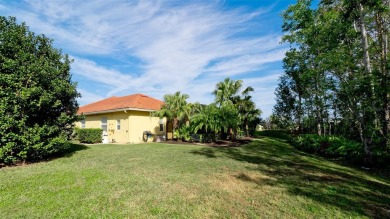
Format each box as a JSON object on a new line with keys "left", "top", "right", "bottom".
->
{"left": 191, "top": 104, "right": 219, "bottom": 134}
{"left": 152, "top": 91, "right": 190, "bottom": 134}
{"left": 191, "top": 103, "right": 239, "bottom": 141}
{"left": 238, "top": 96, "right": 262, "bottom": 136}
{"left": 237, "top": 86, "right": 262, "bottom": 136}
{"left": 212, "top": 77, "right": 243, "bottom": 107}
{"left": 212, "top": 77, "right": 262, "bottom": 139}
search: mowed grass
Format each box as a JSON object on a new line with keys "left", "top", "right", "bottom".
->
{"left": 1, "top": 137, "right": 389, "bottom": 218}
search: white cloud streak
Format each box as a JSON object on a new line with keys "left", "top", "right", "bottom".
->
{"left": 77, "top": 88, "right": 104, "bottom": 106}
{"left": 1, "top": 0, "right": 287, "bottom": 117}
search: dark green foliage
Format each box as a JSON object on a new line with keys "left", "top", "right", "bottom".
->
{"left": 158, "top": 78, "right": 261, "bottom": 141}
{"left": 0, "top": 17, "right": 79, "bottom": 164}
{"left": 152, "top": 91, "right": 191, "bottom": 135}
{"left": 292, "top": 134, "right": 364, "bottom": 162}
{"left": 175, "top": 126, "right": 192, "bottom": 141}
{"left": 76, "top": 128, "right": 102, "bottom": 144}
{"left": 274, "top": 0, "right": 390, "bottom": 165}
{"left": 213, "top": 77, "right": 261, "bottom": 138}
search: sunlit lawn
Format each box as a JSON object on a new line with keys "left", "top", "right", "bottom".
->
{"left": 1, "top": 136, "right": 389, "bottom": 218}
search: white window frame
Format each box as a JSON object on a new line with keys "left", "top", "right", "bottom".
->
{"left": 116, "top": 119, "right": 121, "bottom": 130}
{"left": 81, "top": 120, "right": 85, "bottom": 128}
{"left": 101, "top": 117, "right": 107, "bottom": 132}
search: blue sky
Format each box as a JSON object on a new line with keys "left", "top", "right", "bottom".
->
{"left": 0, "top": 0, "right": 300, "bottom": 117}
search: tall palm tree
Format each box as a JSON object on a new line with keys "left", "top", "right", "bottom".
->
{"left": 212, "top": 77, "right": 243, "bottom": 107}
{"left": 238, "top": 95, "right": 262, "bottom": 136}
{"left": 212, "top": 77, "right": 262, "bottom": 139}
{"left": 153, "top": 91, "right": 190, "bottom": 134}
{"left": 237, "top": 86, "right": 262, "bottom": 136}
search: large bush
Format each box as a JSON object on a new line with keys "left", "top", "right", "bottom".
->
{"left": 0, "top": 17, "right": 79, "bottom": 164}
{"left": 292, "top": 134, "right": 364, "bottom": 162}
{"left": 76, "top": 128, "right": 103, "bottom": 144}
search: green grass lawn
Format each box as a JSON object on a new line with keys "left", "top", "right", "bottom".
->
{"left": 1, "top": 136, "right": 389, "bottom": 218}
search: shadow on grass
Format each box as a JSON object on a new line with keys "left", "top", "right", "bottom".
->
{"left": 0, "top": 143, "right": 89, "bottom": 169}
{"left": 253, "top": 130, "right": 291, "bottom": 141}
{"left": 59, "top": 143, "right": 89, "bottom": 158}
{"left": 42, "top": 143, "right": 90, "bottom": 162}
{"left": 191, "top": 147, "right": 217, "bottom": 158}
{"left": 190, "top": 139, "right": 390, "bottom": 218}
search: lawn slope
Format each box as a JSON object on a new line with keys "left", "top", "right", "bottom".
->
{"left": 0, "top": 137, "right": 389, "bottom": 218}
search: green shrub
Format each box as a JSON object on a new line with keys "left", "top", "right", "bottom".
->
{"left": 292, "top": 134, "right": 364, "bottom": 161}
{"left": 76, "top": 128, "right": 102, "bottom": 144}
{"left": 0, "top": 125, "right": 71, "bottom": 164}
{"left": 0, "top": 17, "right": 79, "bottom": 165}
{"left": 175, "top": 126, "right": 191, "bottom": 141}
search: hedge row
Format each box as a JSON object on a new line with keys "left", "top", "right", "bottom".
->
{"left": 0, "top": 125, "right": 71, "bottom": 164}
{"left": 291, "top": 134, "right": 364, "bottom": 161}
{"left": 75, "top": 128, "right": 102, "bottom": 144}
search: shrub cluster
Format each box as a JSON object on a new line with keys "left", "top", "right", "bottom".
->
{"left": 0, "top": 17, "right": 79, "bottom": 165}
{"left": 0, "top": 125, "right": 71, "bottom": 164}
{"left": 291, "top": 134, "right": 363, "bottom": 161}
{"left": 76, "top": 128, "right": 103, "bottom": 144}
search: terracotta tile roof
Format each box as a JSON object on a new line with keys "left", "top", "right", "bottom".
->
{"left": 78, "top": 93, "right": 163, "bottom": 114}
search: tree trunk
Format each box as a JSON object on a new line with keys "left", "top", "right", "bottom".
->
{"left": 173, "top": 118, "right": 179, "bottom": 139}
{"left": 357, "top": 120, "right": 373, "bottom": 166}
{"left": 297, "top": 95, "right": 303, "bottom": 134}
{"left": 317, "top": 120, "right": 322, "bottom": 136}
{"left": 358, "top": 3, "right": 379, "bottom": 160}
{"left": 245, "top": 119, "right": 249, "bottom": 137}
{"left": 376, "top": 1, "right": 390, "bottom": 146}
{"left": 359, "top": 3, "right": 372, "bottom": 74}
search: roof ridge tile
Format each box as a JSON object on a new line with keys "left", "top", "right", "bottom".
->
{"left": 78, "top": 93, "right": 163, "bottom": 114}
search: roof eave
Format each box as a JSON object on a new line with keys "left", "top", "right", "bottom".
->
{"left": 78, "top": 107, "right": 158, "bottom": 115}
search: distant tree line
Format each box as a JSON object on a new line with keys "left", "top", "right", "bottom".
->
{"left": 273, "top": 0, "right": 389, "bottom": 165}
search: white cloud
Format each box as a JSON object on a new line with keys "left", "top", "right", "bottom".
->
{"left": 71, "top": 57, "right": 133, "bottom": 90}
{"left": 77, "top": 88, "right": 104, "bottom": 106}
{"left": 206, "top": 49, "right": 286, "bottom": 76}
{"left": 1, "top": 0, "right": 287, "bottom": 116}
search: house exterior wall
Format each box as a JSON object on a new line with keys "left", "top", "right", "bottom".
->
{"left": 106, "top": 111, "right": 130, "bottom": 143}
{"left": 76, "top": 110, "right": 165, "bottom": 143}
{"left": 128, "top": 111, "right": 166, "bottom": 143}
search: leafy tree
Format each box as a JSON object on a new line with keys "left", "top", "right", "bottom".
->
{"left": 212, "top": 77, "right": 243, "bottom": 107}
{"left": 191, "top": 104, "right": 220, "bottom": 135}
{"left": 153, "top": 91, "right": 190, "bottom": 134}
{"left": 237, "top": 86, "right": 262, "bottom": 136}
{"left": 275, "top": 0, "right": 390, "bottom": 165}
{"left": 158, "top": 78, "right": 262, "bottom": 141}
{"left": 212, "top": 77, "right": 261, "bottom": 139}
{"left": 191, "top": 102, "right": 240, "bottom": 139}
{"left": 0, "top": 17, "right": 80, "bottom": 164}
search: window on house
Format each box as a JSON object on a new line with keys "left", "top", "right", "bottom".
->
{"left": 116, "top": 119, "right": 120, "bottom": 130}
{"left": 81, "top": 120, "right": 85, "bottom": 128}
{"left": 159, "top": 119, "right": 164, "bottom": 131}
{"left": 101, "top": 117, "right": 107, "bottom": 132}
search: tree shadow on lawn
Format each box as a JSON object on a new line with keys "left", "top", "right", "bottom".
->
{"left": 190, "top": 139, "right": 390, "bottom": 218}
{"left": 0, "top": 143, "right": 89, "bottom": 168}
{"left": 58, "top": 143, "right": 89, "bottom": 158}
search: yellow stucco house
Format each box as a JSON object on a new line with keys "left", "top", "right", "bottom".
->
{"left": 76, "top": 93, "right": 167, "bottom": 143}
